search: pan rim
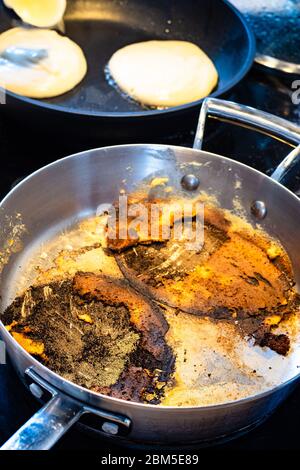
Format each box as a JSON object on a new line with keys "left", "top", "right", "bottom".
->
{"left": 1, "top": 143, "right": 299, "bottom": 412}
{"left": 0, "top": 0, "right": 256, "bottom": 119}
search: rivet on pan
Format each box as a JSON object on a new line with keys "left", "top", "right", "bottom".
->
{"left": 29, "top": 383, "right": 43, "bottom": 399}
{"left": 181, "top": 174, "right": 200, "bottom": 191}
{"left": 102, "top": 422, "right": 119, "bottom": 435}
{"left": 251, "top": 201, "right": 267, "bottom": 220}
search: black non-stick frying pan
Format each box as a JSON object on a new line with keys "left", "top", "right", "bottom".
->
{"left": 0, "top": 0, "right": 255, "bottom": 142}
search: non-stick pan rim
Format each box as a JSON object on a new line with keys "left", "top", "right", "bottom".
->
{"left": 2, "top": 143, "right": 299, "bottom": 413}
{"left": 1, "top": 0, "right": 256, "bottom": 119}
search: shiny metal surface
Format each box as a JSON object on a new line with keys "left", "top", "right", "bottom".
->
{"left": 1, "top": 367, "right": 131, "bottom": 450}
{"left": 193, "top": 98, "right": 300, "bottom": 185}
{"left": 255, "top": 54, "right": 300, "bottom": 75}
{"left": 194, "top": 98, "right": 300, "bottom": 150}
{"left": 0, "top": 47, "right": 48, "bottom": 67}
{"left": 180, "top": 174, "right": 200, "bottom": 191}
{"left": 271, "top": 145, "right": 300, "bottom": 182}
{"left": 250, "top": 201, "right": 267, "bottom": 220}
{"left": 1, "top": 100, "right": 300, "bottom": 450}
{"left": 1, "top": 390, "right": 83, "bottom": 450}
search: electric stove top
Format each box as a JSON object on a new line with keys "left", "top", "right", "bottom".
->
{"left": 0, "top": 66, "right": 300, "bottom": 454}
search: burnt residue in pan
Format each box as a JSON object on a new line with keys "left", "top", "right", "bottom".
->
{"left": 107, "top": 197, "right": 300, "bottom": 356}
{"left": 2, "top": 193, "right": 300, "bottom": 407}
{"left": 2, "top": 273, "right": 174, "bottom": 404}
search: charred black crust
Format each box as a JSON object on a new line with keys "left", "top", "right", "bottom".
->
{"left": 2, "top": 276, "right": 175, "bottom": 404}
{"left": 110, "top": 209, "right": 299, "bottom": 357}
{"left": 259, "top": 332, "right": 290, "bottom": 356}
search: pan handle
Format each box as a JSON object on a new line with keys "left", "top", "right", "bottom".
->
{"left": 0, "top": 368, "right": 131, "bottom": 450}
{"left": 193, "top": 98, "right": 300, "bottom": 185}
{"left": 0, "top": 392, "right": 83, "bottom": 450}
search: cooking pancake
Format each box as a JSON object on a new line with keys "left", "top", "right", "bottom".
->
{"left": 3, "top": 0, "right": 67, "bottom": 28}
{"left": 0, "top": 27, "right": 87, "bottom": 98}
{"left": 108, "top": 40, "right": 218, "bottom": 107}
{"left": 3, "top": 272, "right": 174, "bottom": 404}
{"left": 107, "top": 196, "right": 298, "bottom": 355}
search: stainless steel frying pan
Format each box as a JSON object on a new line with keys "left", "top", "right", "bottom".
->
{"left": 0, "top": 98, "right": 300, "bottom": 450}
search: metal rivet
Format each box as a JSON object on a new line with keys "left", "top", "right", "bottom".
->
{"left": 101, "top": 422, "right": 119, "bottom": 435}
{"left": 181, "top": 174, "right": 200, "bottom": 191}
{"left": 251, "top": 201, "right": 267, "bottom": 220}
{"left": 29, "top": 383, "right": 43, "bottom": 399}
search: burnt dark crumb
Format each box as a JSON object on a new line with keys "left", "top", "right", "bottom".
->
{"left": 253, "top": 272, "right": 272, "bottom": 287}
{"left": 130, "top": 343, "right": 164, "bottom": 371}
{"left": 259, "top": 332, "right": 290, "bottom": 356}
{"left": 232, "top": 302, "right": 298, "bottom": 356}
{"left": 209, "top": 307, "right": 232, "bottom": 321}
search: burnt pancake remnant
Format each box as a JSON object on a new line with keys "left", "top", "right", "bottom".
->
{"left": 2, "top": 195, "right": 299, "bottom": 412}
{"left": 2, "top": 273, "right": 174, "bottom": 404}
{"left": 107, "top": 197, "right": 300, "bottom": 356}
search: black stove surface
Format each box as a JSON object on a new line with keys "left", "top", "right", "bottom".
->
{"left": 1, "top": 66, "right": 300, "bottom": 454}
